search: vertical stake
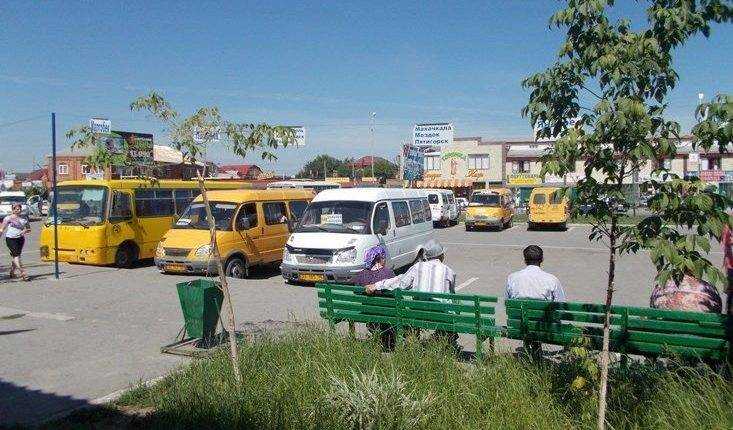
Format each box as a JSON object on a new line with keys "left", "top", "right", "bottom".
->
{"left": 51, "top": 112, "right": 59, "bottom": 280}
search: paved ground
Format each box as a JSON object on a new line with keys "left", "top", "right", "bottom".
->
{"left": 0, "top": 221, "right": 725, "bottom": 425}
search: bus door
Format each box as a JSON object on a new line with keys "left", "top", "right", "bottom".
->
{"left": 107, "top": 190, "right": 141, "bottom": 259}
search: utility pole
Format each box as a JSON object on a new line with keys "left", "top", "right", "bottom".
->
{"left": 323, "top": 156, "right": 327, "bottom": 180}
{"left": 51, "top": 113, "right": 59, "bottom": 280}
{"left": 370, "top": 112, "right": 376, "bottom": 179}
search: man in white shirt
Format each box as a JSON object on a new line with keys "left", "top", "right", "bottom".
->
{"left": 506, "top": 245, "right": 565, "bottom": 301}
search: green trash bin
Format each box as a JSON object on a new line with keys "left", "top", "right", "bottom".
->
{"left": 176, "top": 279, "right": 223, "bottom": 341}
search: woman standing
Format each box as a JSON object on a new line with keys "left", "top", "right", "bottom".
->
{"left": 1, "top": 203, "right": 31, "bottom": 281}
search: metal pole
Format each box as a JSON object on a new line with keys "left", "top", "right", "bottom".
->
{"left": 51, "top": 113, "right": 59, "bottom": 279}
{"left": 370, "top": 112, "right": 376, "bottom": 179}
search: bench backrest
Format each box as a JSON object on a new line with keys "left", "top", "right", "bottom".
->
{"left": 317, "top": 284, "right": 500, "bottom": 337}
{"left": 506, "top": 299, "right": 732, "bottom": 360}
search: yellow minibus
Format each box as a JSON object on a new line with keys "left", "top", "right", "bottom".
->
{"left": 527, "top": 187, "right": 570, "bottom": 230}
{"left": 39, "top": 179, "right": 251, "bottom": 267}
{"left": 465, "top": 188, "right": 515, "bottom": 230}
{"left": 155, "top": 189, "right": 313, "bottom": 278}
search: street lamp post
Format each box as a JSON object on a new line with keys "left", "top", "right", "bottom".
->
{"left": 370, "top": 112, "right": 376, "bottom": 180}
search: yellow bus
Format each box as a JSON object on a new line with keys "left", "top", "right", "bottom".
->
{"left": 39, "top": 179, "right": 252, "bottom": 267}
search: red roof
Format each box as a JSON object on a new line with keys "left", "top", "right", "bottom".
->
{"left": 350, "top": 156, "right": 387, "bottom": 169}
{"left": 217, "top": 164, "right": 261, "bottom": 177}
{"left": 28, "top": 168, "right": 47, "bottom": 181}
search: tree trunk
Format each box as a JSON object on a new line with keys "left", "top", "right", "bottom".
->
{"left": 196, "top": 171, "right": 242, "bottom": 384}
{"left": 597, "top": 216, "right": 617, "bottom": 430}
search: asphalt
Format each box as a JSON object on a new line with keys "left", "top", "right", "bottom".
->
{"left": 0, "top": 221, "right": 726, "bottom": 425}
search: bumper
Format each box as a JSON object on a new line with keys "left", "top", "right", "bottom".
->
{"left": 280, "top": 261, "right": 365, "bottom": 283}
{"left": 155, "top": 257, "right": 219, "bottom": 274}
{"left": 466, "top": 218, "right": 502, "bottom": 227}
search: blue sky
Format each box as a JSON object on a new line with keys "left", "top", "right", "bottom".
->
{"left": 1, "top": 1, "right": 731, "bottom": 175}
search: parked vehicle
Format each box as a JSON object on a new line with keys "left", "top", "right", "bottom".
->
{"left": 527, "top": 187, "right": 570, "bottom": 230}
{"left": 0, "top": 191, "right": 30, "bottom": 220}
{"left": 455, "top": 197, "right": 469, "bottom": 210}
{"left": 155, "top": 188, "right": 313, "bottom": 277}
{"left": 266, "top": 180, "right": 340, "bottom": 194}
{"left": 39, "top": 179, "right": 253, "bottom": 268}
{"left": 425, "top": 189, "right": 459, "bottom": 227}
{"left": 281, "top": 188, "right": 439, "bottom": 283}
{"left": 26, "top": 195, "right": 47, "bottom": 218}
{"left": 465, "top": 188, "right": 515, "bottom": 231}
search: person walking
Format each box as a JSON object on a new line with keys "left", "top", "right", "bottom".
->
{"left": 1, "top": 203, "right": 31, "bottom": 281}
{"left": 722, "top": 222, "right": 733, "bottom": 315}
{"left": 506, "top": 245, "right": 565, "bottom": 301}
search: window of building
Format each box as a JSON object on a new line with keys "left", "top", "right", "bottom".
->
{"left": 263, "top": 202, "right": 288, "bottom": 225}
{"left": 703, "top": 157, "right": 721, "bottom": 170}
{"left": 468, "top": 154, "right": 490, "bottom": 170}
{"left": 135, "top": 189, "right": 175, "bottom": 217}
{"left": 662, "top": 159, "right": 672, "bottom": 170}
{"left": 57, "top": 164, "right": 69, "bottom": 175}
{"left": 424, "top": 156, "right": 441, "bottom": 171}
{"left": 391, "top": 201, "right": 411, "bottom": 227}
{"left": 514, "top": 160, "right": 530, "bottom": 173}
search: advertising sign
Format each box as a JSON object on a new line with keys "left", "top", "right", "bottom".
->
{"left": 101, "top": 131, "right": 154, "bottom": 166}
{"left": 402, "top": 144, "right": 424, "bottom": 181}
{"left": 89, "top": 118, "right": 111, "bottom": 134}
{"left": 413, "top": 123, "right": 453, "bottom": 148}
{"left": 507, "top": 173, "right": 542, "bottom": 186}
{"left": 700, "top": 170, "right": 725, "bottom": 182}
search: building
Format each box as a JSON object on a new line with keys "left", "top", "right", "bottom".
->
{"left": 45, "top": 144, "right": 207, "bottom": 185}
{"left": 416, "top": 137, "right": 504, "bottom": 197}
{"left": 215, "top": 164, "right": 263, "bottom": 179}
{"left": 349, "top": 156, "right": 388, "bottom": 170}
{"left": 406, "top": 134, "right": 733, "bottom": 201}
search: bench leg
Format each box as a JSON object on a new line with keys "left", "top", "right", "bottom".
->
{"left": 489, "top": 336, "right": 495, "bottom": 355}
{"left": 475, "top": 335, "right": 483, "bottom": 362}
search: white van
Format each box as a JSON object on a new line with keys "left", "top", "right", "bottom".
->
{"left": 281, "top": 188, "right": 440, "bottom": 283}
{"left": 425, "top": 189, "right": 459, "bottom": 227}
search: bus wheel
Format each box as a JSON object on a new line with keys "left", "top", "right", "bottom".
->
{"left": 225, "top": 256, "right": 248, "bottom": 279}
{"left": 115, "top": 243, "right": 137, "bottom": 269}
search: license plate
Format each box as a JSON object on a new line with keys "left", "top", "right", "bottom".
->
{"left": 165, "top": 263, "right": 188, "bottom": 273}
{"left": 299, "top": 273, "right": 325, "bottom": 282}
{"left": 475, "top": 222, "right": 487, "bottom": 226}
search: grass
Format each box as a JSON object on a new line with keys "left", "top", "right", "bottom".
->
{"left": 44, "top": 327, "right": 733, "bottom": 430}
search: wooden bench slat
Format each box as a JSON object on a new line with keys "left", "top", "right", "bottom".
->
{"left": 399, "top": 308, "right": 495, "bottom": 326}
{"left": 399, "top": 299, "right": 495, "bottom": 315}
{"left": 319, "top": 300, "right": 398, "bottom": 317}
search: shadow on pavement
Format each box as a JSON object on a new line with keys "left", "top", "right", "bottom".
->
{"left": 0, "top": 329, "right": 35, "bottom": 336}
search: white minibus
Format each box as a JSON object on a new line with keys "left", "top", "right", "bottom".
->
{"left": 425, "top": 189, "right": 459, "bottom": 227}
{"left": 281, "top": 188, "right": 439, "bottom": 283}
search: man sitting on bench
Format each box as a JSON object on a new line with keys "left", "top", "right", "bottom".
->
{"left": 506, "top": 245, "right": 565, "bottom": 301}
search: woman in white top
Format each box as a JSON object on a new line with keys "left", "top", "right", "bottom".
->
{"left": 1, "top": 203, "right": 31, "bottom": 281}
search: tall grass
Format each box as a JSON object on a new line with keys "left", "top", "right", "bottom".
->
{"left": 112, "top": 328, "right": 731, "bottom": 430}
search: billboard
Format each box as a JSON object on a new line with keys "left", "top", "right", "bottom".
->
{"left": 413, "top": 123, "right": 453, "bottom": 148}
{"left": 101, "top": 131, "right": 154, "bottom": 166}
{"left": 402, "top": 144, "right": 424, "bottom": 181}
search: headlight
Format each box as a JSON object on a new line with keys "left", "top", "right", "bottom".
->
{"left": 333, "top": 247, "right": 357, "bottom": 264}
{"left": 282, "top": 248, "right": 295, "bottom": 263}
{"left": 194, "top": 244, "right": 212, "bottom": 257}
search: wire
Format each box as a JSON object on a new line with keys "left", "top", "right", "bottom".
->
{"left": 0, "top": 114, "right": 48, "bottom": 129}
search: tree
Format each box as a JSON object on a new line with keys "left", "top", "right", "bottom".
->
{"left": 295, "top": 155, "right": 347, "bottom": 179}
{"left": 70, "top": 91, "right": 296, "bottom": 384}
{"left": 522, "top": 2, "right": 731, "bottom": 429}
{"left": 370, "top": 158, "right": 398, "bottom": 182}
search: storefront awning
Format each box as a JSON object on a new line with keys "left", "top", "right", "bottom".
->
{"left": 415, "top": 178, "right": 475, "bottom": 188}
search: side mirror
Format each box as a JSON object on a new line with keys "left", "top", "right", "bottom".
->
{"left": 237, "top": 218, "right": 251, "bottom": 231}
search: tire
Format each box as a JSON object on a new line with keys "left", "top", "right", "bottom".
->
{"left": 527, "top": 222, "right": 534, "bottom": 231}
{"left": 560, "top": 222, "right": 568, "bottom": 231}
{"left": 114, "top": 244, "right": 136, "bottom": 269}
{"left": 225, "top": 256, "right": 248, "bottom": 279}
{"left": 465, "top": 224, "right": 472, "bottom": 232}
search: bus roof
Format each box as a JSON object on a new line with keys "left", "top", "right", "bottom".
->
{"left": 56, "top": 179, "right": 254, "bottom": 190}
{"left": 313, "top": 187, "right": 427, "bottom": 203}
{"left": 194, "top": 188, "right": 314, "bottom": 203}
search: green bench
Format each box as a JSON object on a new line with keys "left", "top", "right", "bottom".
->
{"left": 506, "top": 299, "right": 732, "bottom": 361}
{"left": 316, "top": 283, "right": 501, "bottom": 359}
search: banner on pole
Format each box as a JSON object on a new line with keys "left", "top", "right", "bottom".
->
{"left": 402, "top": 144, "right": 424, "bottom": 181}
{"left": 413, "top": 123, "right": 453, "bottom": 149}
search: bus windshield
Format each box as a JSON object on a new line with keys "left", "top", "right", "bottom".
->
{"left": 173, "top": 202, "right": 237, "bottom": 231}
{"left": 50, "top": 186, "right": 108, "bottom": 226}
{"left": 296, "top": 200, "right": 373, "bottom": 234}
{"left": 470, "top": 194, "right": 501, "bottom": 206}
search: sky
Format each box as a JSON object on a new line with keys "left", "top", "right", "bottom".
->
{"left": 1, "top": 1, "right": 731, "bottom": 175}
